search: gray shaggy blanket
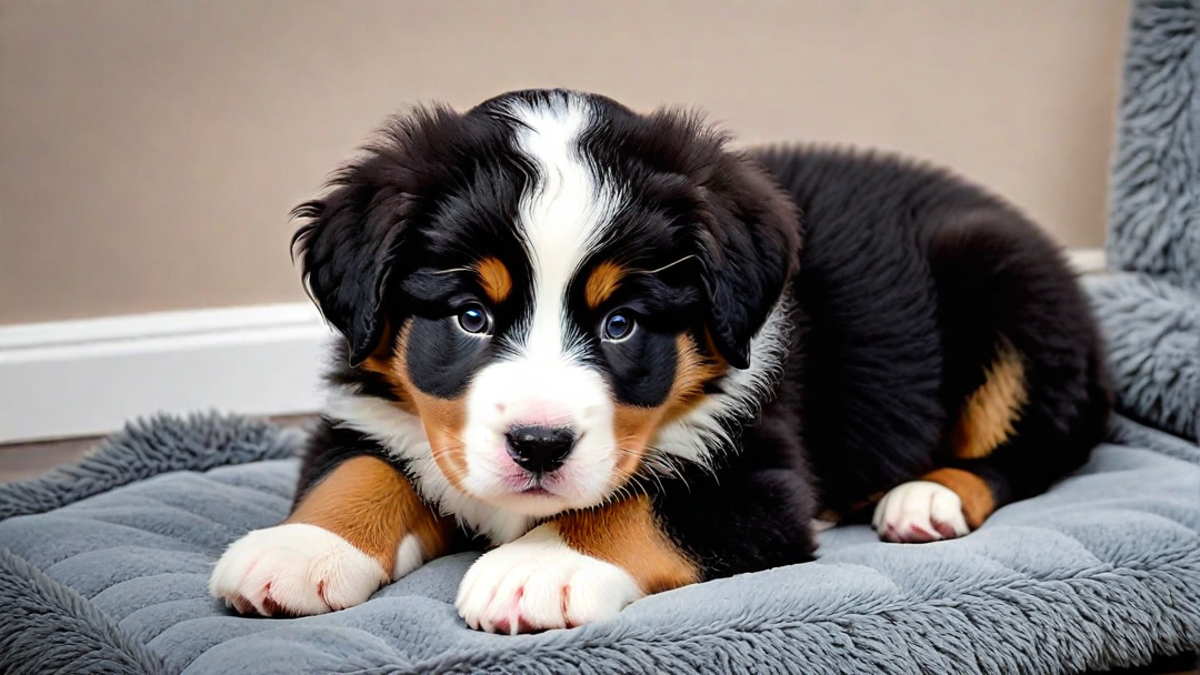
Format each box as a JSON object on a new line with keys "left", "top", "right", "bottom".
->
{"left": 0, "top": 411, "right": 1198, "bottom": 675}
{"left": 1107, "top": 0, "right": 1200, "bottom": 294}
{"left": 1, "top": 1, "right": 1198, "bottom": 672}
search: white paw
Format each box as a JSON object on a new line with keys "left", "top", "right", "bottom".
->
{"left": 209, "top": 523, "right": 388, "bottom": 616}
{"left": 872, "top": 481, "right": 970, "bottom": 543}
{"left": 455, "top": 524, "right": 644, "bottom": 634}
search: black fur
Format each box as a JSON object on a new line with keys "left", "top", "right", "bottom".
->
{"left": 291, "top": 105, "right": 533, "bottom": 366}
{"left": 292, "top": 90, "right": 1111, "bottom": 585}
{"left": 756, "top": 147, "right": 1112, "bottom": 518}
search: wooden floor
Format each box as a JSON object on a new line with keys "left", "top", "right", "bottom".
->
{"left": 0, "top": 435, "right": 98, "bottom": 483}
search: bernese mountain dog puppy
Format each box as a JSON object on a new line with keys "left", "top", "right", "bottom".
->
{"left": 209, "top": 89, "right": 1111, "bottom": 633}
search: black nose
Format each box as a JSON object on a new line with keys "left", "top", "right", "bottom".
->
{"left": 505, "top": 425, "right": 575, "bottom": 473}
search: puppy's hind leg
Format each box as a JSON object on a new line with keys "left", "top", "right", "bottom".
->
{"left": 875, "top": 212, "right": 1110, "bottom": 544}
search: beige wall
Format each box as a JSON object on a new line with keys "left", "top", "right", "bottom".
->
{"left": 0, "top": 1, "right": 1129, "bottom": 325}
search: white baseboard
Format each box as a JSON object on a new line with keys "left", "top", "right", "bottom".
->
{"left": 0, "top": 303, "right": 333, "bottom": 443}
{"left": 1067, "top": 247, "right": 1107, "bottom": 275}
{"left": 0, "top": 248, "right": 1106, "bottom": 444}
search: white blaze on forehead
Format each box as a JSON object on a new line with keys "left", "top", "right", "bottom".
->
{"left": 506, "top": 95, "right": 621, "bottom": 361}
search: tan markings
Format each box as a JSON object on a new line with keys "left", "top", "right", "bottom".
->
{"left": 585, "top": 261, "right": 626, "bottom": 309}
{"left": 287, "top": 456, "right": 452, "bottom": 574}
{"left": 662, "top": 333, "right": 727, "bottom": 424}
{"left": 611, "top": 405, "right": 659, "bottom": 481}
{"left": 953, "top": 344, "right": 1028, "bottom": 460}
{"left": 359, "top": 321, "right": 418, "bottom": 416}
{"left": 357, "top": 321, "right": 469, "bottom": 489}
{"left": 394, "top": 327, "right": 470, "bottom": 489}
{"left": 555, "top": 495, "right": 700, "bottom": 594}
{"left": 921, "top": 468, "right": 995, "bottom": 529}
{"left": 474, "top": 257, "right": 513, "bottom": 304}
{"left": 611, "top": 334, "right": 728, "bottom": 481}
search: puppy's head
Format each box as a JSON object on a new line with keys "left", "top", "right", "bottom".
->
{"left": 294, "top": 90, "right": 798, "bottom": 517}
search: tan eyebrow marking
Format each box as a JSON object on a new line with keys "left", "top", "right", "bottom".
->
{"left": 585, "top": 261, "right": 627, "bottom": 309}
{"left": 586, "top": 254, "right": 696, "bottom": 310}
{"left": 474, "top": 257, "right": 513, "bottom": 304}
{"left": 597, "top": 254, "right": 697, "bottom": 308}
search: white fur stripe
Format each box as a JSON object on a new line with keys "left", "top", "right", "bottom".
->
{"left": 505, "top": 93, "right": 622, "bottom": 363}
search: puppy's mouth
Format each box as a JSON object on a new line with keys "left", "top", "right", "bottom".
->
{"left": 511, "top": 474, "right": 562, "bottom": 497}
{"left": 518, "top": 485, "right": 553, "bottom": 497}
{"left": 476, "top": 471, "right": 583, "bottom": 517}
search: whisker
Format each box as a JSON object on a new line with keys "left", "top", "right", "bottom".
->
{"left": 629, "top": 255, "right": 697, "bottom": 277}
{"left": 431, "top": 267, "right": 473, "bottom": 276}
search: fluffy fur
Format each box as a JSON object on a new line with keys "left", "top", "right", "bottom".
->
{"left": 210, "top": 89, "right": 1111, "bottom": 632}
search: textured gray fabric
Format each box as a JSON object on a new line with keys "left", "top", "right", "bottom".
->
{"left": 0, "top": 548, "right": 168, "bottom": 675}
{"left": 1107, "top": 0, "right": 1200, "bottom": 292}
{"left": 0, "top": 412, "right": 303, "bottom": 521}
{"left": 0, "top": 412, "right": 1198, "bottom": 675}
{"left": 1087, "top": 274, "right": 1200, "bottom": 442}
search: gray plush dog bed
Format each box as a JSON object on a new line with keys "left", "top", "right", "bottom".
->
{"left": 2, "top": 411, "right": 1199, "bottom": 675}
{"left": 2, "top": 1, "right": 1199, "bottom": 673}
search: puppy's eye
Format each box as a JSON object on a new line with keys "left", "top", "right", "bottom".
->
{"left": 457, "top": 304, "right": 493, "bottom": 335}
{"left": 601, "top": 311, "right": 635, "bottom": 342}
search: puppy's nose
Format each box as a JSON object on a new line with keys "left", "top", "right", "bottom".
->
{"left": 504, "top": 425, "right": 575, "bottom": 473}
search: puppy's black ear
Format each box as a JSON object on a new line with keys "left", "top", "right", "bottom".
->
{"left": 291, "top": 171, "right": 415, "bottom": 366}
{"left": 292, "top": 106, "right": 465, "bottom": 367}
{"left": 697, "top": 157, "right": 800, "bottom": 369}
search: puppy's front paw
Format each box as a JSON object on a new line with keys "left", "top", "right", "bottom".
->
{"left": 456, "top": 525, "right": 644, "bottom": 634}
{"left": 872, "top": 481, "right": 971, "bottom": 543}
{"left": 209, "top": 523, "right": 388, "bottom": 616}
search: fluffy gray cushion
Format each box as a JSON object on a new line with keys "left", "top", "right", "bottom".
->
{"left": 1, "top": 412, "right": 1199, "bottom": 675}
{"left": 1107, "top": 0, "right": 1200, "bottom": 292}
{"left": 1087, "top": 274, "right": 1200, "bottom": 442}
